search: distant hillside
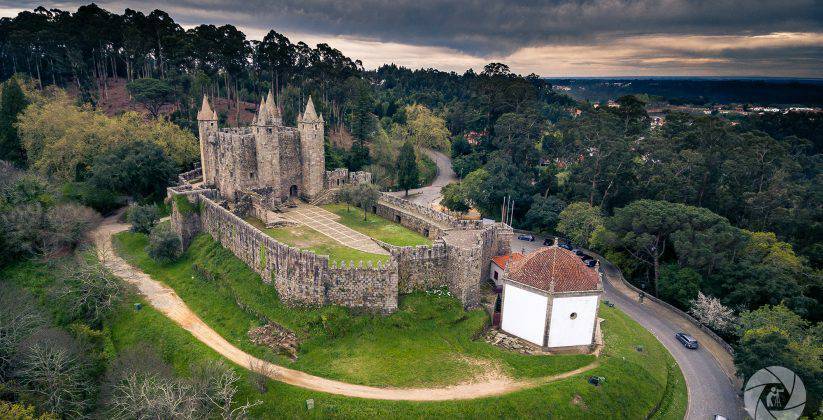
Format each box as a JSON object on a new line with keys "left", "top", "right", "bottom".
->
{"left": 67, "top": 77, "right": 258, "bottom": 126}
{"left": 547, "top": 78, "right": 823, "bottom": 106}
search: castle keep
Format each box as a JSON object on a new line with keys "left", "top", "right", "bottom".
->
{"left": 197, "top": 92, "right": 325, "bottom": 205}
{"left": 169, "top": 94, "right": 512, "bottom": 313}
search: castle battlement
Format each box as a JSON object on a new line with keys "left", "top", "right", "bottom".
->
{"left": 197, "top": 92, "right": 325, "bottom": 205}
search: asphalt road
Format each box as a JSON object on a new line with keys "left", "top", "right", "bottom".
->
{"left": 511, "top": 235, "right": 744, "bottom": 420}
{"left": 388, "top": 149, "right": 456, "bottom": 207}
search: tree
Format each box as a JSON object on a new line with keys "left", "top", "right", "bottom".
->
{"left": 0, "top": 284, "right": 47, "bottom": 379}
{"left": 522, "top": 194, "right": 566, "bottom": 233}
{"left": 556, "top": 202, "right": 603, "bottom": 248}
{"left": 658, "top": 264, "right": 701, "bottom": 310}
{"left": 688, "top": 292, "right": 736, "bottom": 334}
{"left": 342, "top": 183, "right": 380, "bottom": 221}
{"left": 146, "top": 223, "right": 181, "bottom": 263}
{"left": 441, "top": 182, "right": 470, "bottom": 213}
{"left": 0, "top": 77, "right": 29, "bottom": 164}
{"left": 127, "top": 203, "right": 160, "bottom": 234}
{"left": 404, "top": 104, "right": 451, "bottom": 151}
{"left": 44, "top": 203, "right": 100, "bottom": 253}
{"left": 88, "top": 140, "right": 177, "bottom": 201}
{"left": 396, "top": 141, "right": 419, "bottom": 196}
{"left": 55, "top": 260, "right": 122, "bottom": 327}
{"left": 126, "top": 78, "right": 175, "bottom": 118}
{"left": 606, "top": 200, "right": 724, "bottom": 296}
{"left": 735, "top": 305, "right": 822, "bottom": 416}
{"left": 16, "top": 328, "right": 94, "bottom": 418}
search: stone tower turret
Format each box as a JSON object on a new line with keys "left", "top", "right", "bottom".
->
{"left": 253, "top": 91, "right": 282, "bottom": 200}
{"left": 197, "top": 95, "right": 218, "bottom": 185}
{"left": 298, "top": 96, "right": 325, "bottom": 200}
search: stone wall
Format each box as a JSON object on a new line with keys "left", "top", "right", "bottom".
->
{"left": 378, "top": 240, "right": 450, "bottom": 293}
{"left": 171, "top": 191, "right": 398, "bottom": 313}
{"left": 324, "top": 169, "right": 373, "bottom": 189}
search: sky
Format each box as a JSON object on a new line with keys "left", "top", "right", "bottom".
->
{"left": 2, "top": 1, "right": 822, "bottom": 77}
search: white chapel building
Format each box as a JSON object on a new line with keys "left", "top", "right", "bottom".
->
{"left": 499, "top": 246, "right": 603, "bottom": 351}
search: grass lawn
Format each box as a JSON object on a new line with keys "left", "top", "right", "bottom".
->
{"left": 322, "top": 203, "right": 432, "bottom": 247}
{"left": 3, "top": 242, "right": 687, "bottom": 419}
{"left": 244, "top": 217, "right": 390, "bottom": 265}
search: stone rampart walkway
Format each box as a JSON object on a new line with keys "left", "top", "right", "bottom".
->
{"left": 283, "top": 203, "right": 389, "bottom": 255}
{"left": 92, "top": 216, "right": 599, "bottom": 401}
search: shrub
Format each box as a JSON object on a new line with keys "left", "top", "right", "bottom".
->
{"left": 145, "top": 224, "right": 180, "bottom": 263}
{"left": 45, "top": 203, "right": 101, "bottom": 252}
{"left": 127, "top": 203, "right": 160, "bottom": 234}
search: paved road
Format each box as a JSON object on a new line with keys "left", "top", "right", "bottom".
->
{"left": 388, "top": 149, "right": 456, "bottom": 207}
{"left": 511, "top": 234, "right": 744, "bottom": 420}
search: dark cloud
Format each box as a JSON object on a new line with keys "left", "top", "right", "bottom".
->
{"left": 4, "top": 0, "right": 821, "bottom": 55}
{"left": 2, "top": 1, "right": 822, "bottom": 76}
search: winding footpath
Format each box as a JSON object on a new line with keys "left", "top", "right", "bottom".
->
{"left": 93, "top": 217, "right": 598, "bottom": 401}
{"left": 387, "top": 149, "right": 456, "bottom": 207}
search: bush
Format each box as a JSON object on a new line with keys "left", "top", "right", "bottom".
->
{"left": 62, "top": 182, "right": 126, "bottom": 215}
{"left": 45, "top": 203, "right": 101, "bottom": 252}
{"left": 127, "top": 203, "right": 160, "bottom": 234}
{"left": 145, "top": 224, "right": 180, "bottom": 263}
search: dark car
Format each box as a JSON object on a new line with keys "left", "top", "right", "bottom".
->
{"left": 543, "top": 238, "right": 553, "bottom": 246}
{"left": 558, "top": 242, "right": 573, "bottom": 251}
{"left": 585, "top": 259, "right": 597, "bottom": 267}
{"left": 675, "top": 332, "right": 699, "bottom": 349}
{"left": 517, "top": 234, "right": 535, "bottom": 242}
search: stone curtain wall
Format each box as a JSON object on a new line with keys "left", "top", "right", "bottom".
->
{"left": 171, "top": 192, "right": 399, "bottom": 313}
{"left": 377, "top": 240, "right": 450, "bottom": 293}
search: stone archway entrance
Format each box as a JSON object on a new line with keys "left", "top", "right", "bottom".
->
{"left": 289, "top": 185, "right": 299, "bottom": 198}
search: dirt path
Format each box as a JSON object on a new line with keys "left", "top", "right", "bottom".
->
{"left": 93, "top": 216, "right": 598, "bottom": 401}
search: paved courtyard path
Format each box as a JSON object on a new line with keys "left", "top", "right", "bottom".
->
{"left": 283, "top": 203, "right": 389, "bottom": 255}
{"left": 92, "top": 215, "right": 599, "bottom": 401}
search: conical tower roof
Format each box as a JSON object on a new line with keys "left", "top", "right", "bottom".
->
{"left": 197, "top": 95, "right": 216, "bottom": 121}
{"left": 266, "top": 90, "right": 281, "bottom": 118}
{"left": 302, "top": 96, "right": 319, "bottom": 122}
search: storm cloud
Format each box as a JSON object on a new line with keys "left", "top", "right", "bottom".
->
{"left": 2, "top": 0, "right": 822, "bottom": 76}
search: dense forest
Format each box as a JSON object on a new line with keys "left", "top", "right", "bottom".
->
{"left": 548, "top": 78, "right": 823, "bottom": 106}
{"left": 1, "top": 4, "right": 821, "bottom": 418}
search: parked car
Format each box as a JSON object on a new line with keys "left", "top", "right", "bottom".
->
{"left": 517, "top": 234, "right": 535, "bottom": 242}
{"left": 543, "top": 238, "right": 553, "bottom": 246}
{"left": 558, "top": 242, "right": 573, "bottom": 251}
{"left": 585, "top": 259, "right": 597, "bottom": 267}
{"left": 675, "top": 332, "right": 699, "bottom": 349}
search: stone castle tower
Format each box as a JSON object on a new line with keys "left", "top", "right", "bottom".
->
{"left": 197, "top": 92, "right": 325, "bottom": 205}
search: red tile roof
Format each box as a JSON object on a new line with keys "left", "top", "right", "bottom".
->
{"left": 492, "top": 253, "right": 524, "bottom": 269}
{"left": 507, "top": 247, "right": 600, "bottom": 293}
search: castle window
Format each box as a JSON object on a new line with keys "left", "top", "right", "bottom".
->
{"left": 249, "top": 172, "right": 254, "bottom": 179}
{"left": 570, "top": 312, "right": 577, "bottom": 319}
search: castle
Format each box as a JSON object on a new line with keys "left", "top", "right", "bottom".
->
{"left": 196, "top": 92, "right": 326, "bottom": 206}
{"left": 167, "top": 93, "right": 512, "bottom": 314}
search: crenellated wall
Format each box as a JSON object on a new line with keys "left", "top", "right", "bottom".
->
{"left": 169, "top": 187, "right": 511, "bottom": 313}
{"left": 172, "top": 193, "right": 398, "bottom": 313}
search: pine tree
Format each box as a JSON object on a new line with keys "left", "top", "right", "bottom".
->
{"left": 396, "top": 141, "right": 419, "bottom": 196}
{"left": 0, "top": 78, "right": 29, "bottom": 164}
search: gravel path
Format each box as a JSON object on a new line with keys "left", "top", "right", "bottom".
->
{"left": 93, "top": 216, "right": 598, "bottom": 401}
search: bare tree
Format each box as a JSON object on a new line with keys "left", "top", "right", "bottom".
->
{"left": 248, "top": 358, "right": 274, "bottom": 393}
{"left": 0, "top": 284, "right": 47, "bottom": 378}
{"left": 55, "top": 260, "right": 123, "bottom": 327}
{"left": 15, "top": 328, "right": 94, "bottom": 418}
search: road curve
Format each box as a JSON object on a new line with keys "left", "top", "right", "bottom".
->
{"left": 93, "top": 216, "right": 600, "bottom": 401}
{"left": 600, "top": 264, "right": 743, "bottom": 420}
{"left": 510, "top": 234, "right": 744, "bottom": 420}
{"left": 388, "top": 148, "right": 456, "bottom": 207}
